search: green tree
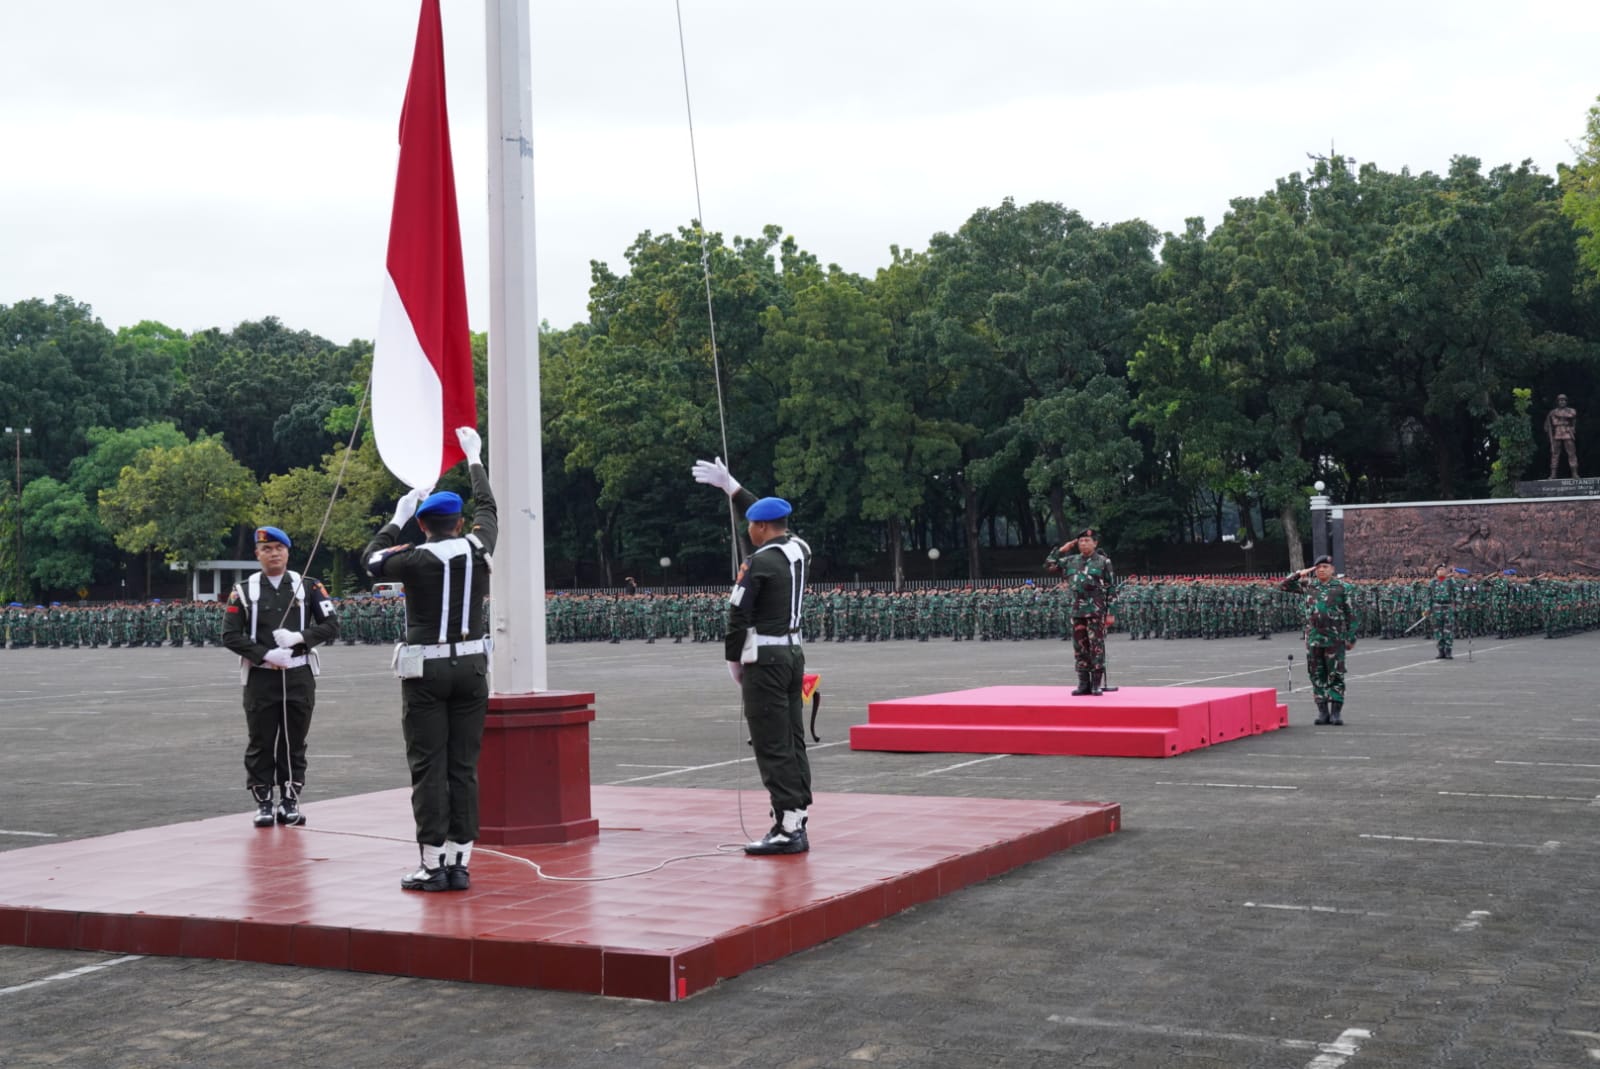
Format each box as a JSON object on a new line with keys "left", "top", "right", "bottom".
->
{"left": 1489, "top": 387, "right": 1537, "bottom": 496}
{"left": 1559, "top": 96, "right": 1600, "bottom": 289}
{"left": 99, "top": 436, "right": 260, "bottom": 585}
{"left": 20, "top": 476, "right": 99, "bottom": 594}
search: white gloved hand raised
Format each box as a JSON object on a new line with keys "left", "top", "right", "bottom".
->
{"left": 691, "top": 457, "right": 741, "bottom": 497}
{"left": 391, "top": 486, "right": 430, "bottom": 528}
{"left": 272, "top": 628, "right": 304, "bottom": 649}
{"left": 262, "top": 647, "right": 295, "bottom": 669}
{"left": 726, "top": 662, "right": 743, "bottom": 686}
{"left": 456, "top": 426, "right": 483, "bottom": 467}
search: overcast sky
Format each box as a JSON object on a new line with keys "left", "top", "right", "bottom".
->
{"left": 3, "top": 1, "right": 1598, "bottom": 346}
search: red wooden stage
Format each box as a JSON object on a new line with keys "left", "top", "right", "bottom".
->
{"left": 0, "top": 786, "right": 1118, "bottom": 1001}
{"left": 850, "top": 685, "right": 1288, "bottom": 757}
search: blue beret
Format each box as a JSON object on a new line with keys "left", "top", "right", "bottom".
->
{"left": 256, "top": 526, "right": 291, "bottom": 548}
{"left": 746, "top": 496, "right": 792, "bottom": 522}
{"left": 417, "top": 490, "right": 464, "bottom": 518}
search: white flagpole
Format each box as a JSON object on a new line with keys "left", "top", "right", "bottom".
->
{"left": 485, "top": 0, "right": 547, "bottom": 693}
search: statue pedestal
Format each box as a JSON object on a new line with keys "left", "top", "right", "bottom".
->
{"left": 478, "top": 690, "right": 600, "bottom": 844}
{"left": 1515, "top": 478, "right": 1600, "bottom": 498}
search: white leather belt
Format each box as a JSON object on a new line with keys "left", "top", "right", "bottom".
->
{"left": 255, "top": 655, "right": 308, "bottom": 669}
{"left": 753, "top": 633, "right": 802, "bottom": 647}
{"left": 416, "top": 637, "right": 490, "bottom": 659}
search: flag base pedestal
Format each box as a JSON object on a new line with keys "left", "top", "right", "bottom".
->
{"left": 479, "top": 690, "right": 600, "bottom": 844}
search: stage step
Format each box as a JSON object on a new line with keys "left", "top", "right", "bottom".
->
{"left": 851, "top": 685, "right": 1289, "bottom": 759}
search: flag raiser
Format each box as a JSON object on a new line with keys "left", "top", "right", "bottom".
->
{"left": 372, "top": 0, "right": 478, "bottom": 489}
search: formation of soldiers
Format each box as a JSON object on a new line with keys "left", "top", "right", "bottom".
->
{"left": 7, "top": 573, "right": 1600, "bottom": 649}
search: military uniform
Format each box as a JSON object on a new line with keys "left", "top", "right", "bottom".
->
{"left": 1280, "top": 557, "right": 1359, "bottom": 725}
{"left": 690, "top": 456, "right": 815, "bottom": 855}
{"left": 1044, "top": 529, "right": 1116, "bottom": 695}
{"left": 365, "top": 458, "right": 498, "bottom": 893}
{"left": 1428, "top": 567, "right": 1457, "bottom": 659}
{"left": 220, "top": 527, "right": 339, "bottom": 826}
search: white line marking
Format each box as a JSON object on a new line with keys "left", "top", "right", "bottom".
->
{"left": 614, "top": 764, "right": 691, "bottom": 770}
{"left": 1244, "top": 901, "right": 1392, "bottom": 918}
{"left": 917, "top": 754, "right": 1012, "bottom": 776}
{"left": 1044, "top": 1014, "right": 1319, "bottom": 1050}
{"left": 0, "top": 955, "right": 143, "bottom": 997}
{"left": 1533, "top": 737, "right": 1600, "bottom": 743}
{"left": 1305, "top": 1027, "right": 1372, "bottom": 1069}
{"left": 606, "top": 740, "right": 850, "bottom": 784}
{"left": 0, "top": 829, "right": 58, "bottom": 838}
{"left": 1453, "top": 909, "right": 1491, "bottom": 932}
{"left": 1496, "top": 760, "right": 1600, "bottom": 769}
{"left": 1361, "top": 833, "right": 1561, "bottom": 851}
{"left": 1157, "top": 781, "right": 1298, "bottom": 790}
{"left": 597, "top": 737, "right": 678, "bottom": 743}
{"left": 1246, "top": 754, "right": 1371, "bottom": 761}
{"left": 1439, "top": 791, "right": 1595, "bottom": 802}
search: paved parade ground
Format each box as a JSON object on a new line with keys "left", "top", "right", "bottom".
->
{"left": 5, "top": 630, "right": 1600, "bottom": 1067}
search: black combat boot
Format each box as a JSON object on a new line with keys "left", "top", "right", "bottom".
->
{"left": 745, "top": 811, "right": 808, "bottom": 855}
{"left": 1072, "top": 672, "right": 1092, "bottom": 696}
{"left": 401, "top": 845, "right": 450, "bottom": 892}
{"left": 276, "top": 783, "right": 306, "bottom": 826}
{"left": 1328, "top": 702, "right": 1344, "bottom": 726}
{"left": 1088, "top": 671, "right": 1104, "bottom": 696}
{"left": 250, "top": 785, "right": 275, "bottom": 828}
{"left": 1314, "top": 701, "right": 1331, "bottom": 725}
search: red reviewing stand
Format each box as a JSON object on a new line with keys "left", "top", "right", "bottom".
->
{"left": 850, "top": 685, "right": 1287, "bottom": 758}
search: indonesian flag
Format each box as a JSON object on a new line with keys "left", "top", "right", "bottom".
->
{"left": 372, "top": 0, "right": 477, "bottom": 489}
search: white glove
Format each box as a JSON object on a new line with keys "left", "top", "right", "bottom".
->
{"left": 262, "top": 648, "right": 295, "bottom": 669}
{"left": 692, "top": 457, "right": 741, "bottom": 496}
{"left": 726, "top": 662, "right": 743, "bottom": 686}
{"left": 272, "top": 629, "right": 304, "bottom": 649}
{"left": 456, "top": 426, "right": 483, "bottom": 467}
{"left": 391, "top": 486, "right": 429, "bottom": 528}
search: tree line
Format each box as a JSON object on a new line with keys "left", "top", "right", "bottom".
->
{"left": 6, "top": 115, "right": 1600, "bottom": 601}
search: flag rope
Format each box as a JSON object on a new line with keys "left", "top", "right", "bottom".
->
{"left": 675, "top": 0, "right": 766, "bottom": 846}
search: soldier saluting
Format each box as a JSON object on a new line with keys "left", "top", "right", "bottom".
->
{"left": 692, "top": 456, "right": 815, "bottom": 855}
{"left": 1045, "top": 528, "right": 1116, "bottom": 696}
{"left": 1280, "top": 555, "right": 1360, "bottom": 725}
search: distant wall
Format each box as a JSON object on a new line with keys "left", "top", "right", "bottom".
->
{"left": 1337, "top": 496, "right": 1600, "bottom": 577}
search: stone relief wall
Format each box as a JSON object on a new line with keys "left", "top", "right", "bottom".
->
{"left": 1341, "top": 499, "right": 1600, "bottom": 577}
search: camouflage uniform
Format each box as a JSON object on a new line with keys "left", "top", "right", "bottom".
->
{"left": 1280, "top": 565, "right": 1360, "bottom": 723}
{"left": 1428, "top": 572, "right": 1456, "bottom": 658}
{"left": 1045, "top": 538, "right": 1117, "bottom": 695}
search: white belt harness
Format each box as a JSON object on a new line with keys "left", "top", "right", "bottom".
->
{"left": 390, "top": 538, "right": 491, "bottom": 677}
{"left": 237, "top": 570, "right": 319, "bottom": 683}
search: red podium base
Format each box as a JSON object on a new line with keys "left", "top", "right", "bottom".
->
{"left": 480, "top": 690, "right": 600, "bottom": 844}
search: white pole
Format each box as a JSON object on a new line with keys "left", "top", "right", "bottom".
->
{"left": 485, "top": 0, "right": 547, "bottom": 693}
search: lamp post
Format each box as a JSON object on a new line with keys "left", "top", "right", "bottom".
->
{"left": 927, "top": 546, "right": 940, "bottom": 581}
{"left": 4, "top": 426, "right": 29, "bottom": 598}
{"left": 659, "top": 556, "right": 672, "bottom": 588}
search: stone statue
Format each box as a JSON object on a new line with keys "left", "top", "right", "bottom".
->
{"left": 1545, "top": 394, "right": 1579, "bottom": 479}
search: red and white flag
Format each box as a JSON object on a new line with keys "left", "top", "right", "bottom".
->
{"left": 372, "top": 0, "right": 477, "bottom": 489}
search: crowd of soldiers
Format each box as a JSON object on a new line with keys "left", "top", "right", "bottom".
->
{"left": 6, "top": 572, "right": 1600, "bottom": 650}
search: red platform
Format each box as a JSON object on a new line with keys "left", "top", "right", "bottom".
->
{"left": 0, "top": 786, "right": 1118, "bottom": 1001}
{"left": 850, "top": 685, "right": 1288, "bottom": 758}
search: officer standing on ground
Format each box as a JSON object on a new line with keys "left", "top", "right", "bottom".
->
{"left": 364, "top": 427, "right": 497, "bottom": 893}
{"left": 1044, "top": 528, "right": 1117, "bottom": 695}
{"left": 1429, "top": 562, "right": 1457, "bottom": 659}
{"left": 220, "top": 526, "right": 340, "bottom": 828}
{"left": 692, "top": 456, "right": 815, "bottom": 855}
{"left": 1280, "top": 555, "right": 1360, "bottom": 725}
